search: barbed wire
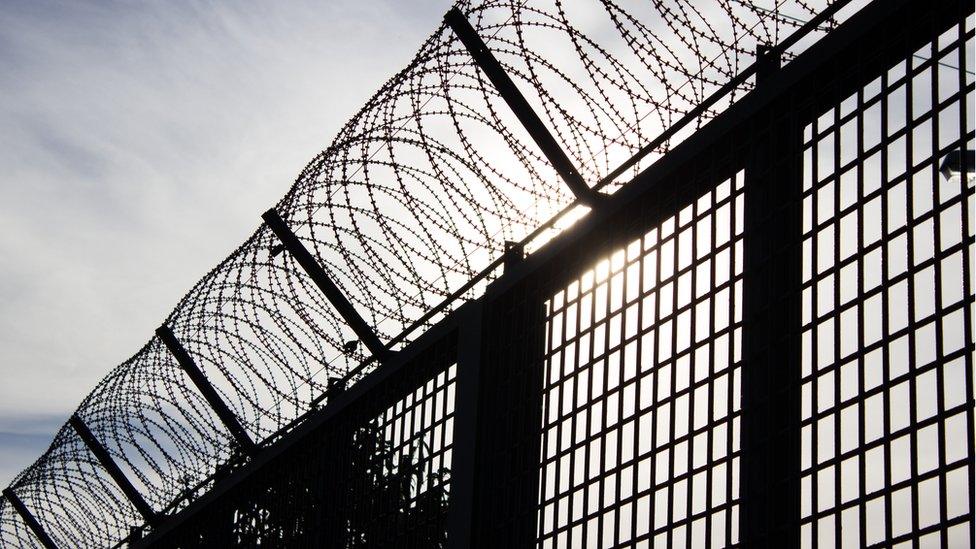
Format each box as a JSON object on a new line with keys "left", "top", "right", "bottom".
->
{"left": 0, "top": 0, "right": 847, "bottom": 546}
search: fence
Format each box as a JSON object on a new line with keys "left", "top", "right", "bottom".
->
{"left": 1, "top": 0, "right": 973, "bottom": 547}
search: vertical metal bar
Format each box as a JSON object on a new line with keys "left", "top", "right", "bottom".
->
{"left": 453, "top": 275, "right": 545, "bottom": 547}
{"left": 68, "top": 415, "right": 158, "bottom": 523}
{"left": 740, "top": 46, "right": 802, "bottom": 547}
{"left": 684, "top": 191, "right": 700, "bottom": 542}
{"left": 843, "top": 73, "right": 864, "bottom": 549}
{"left": 755, "top": 44, "right": 782, "bottom": 79}
{"left": 666, "top": 203, "right": 679, "bottom": 546}
{"left": 3, "top": 488, "right": 59, "bottom": 549}
{"left": 807, "top": 103, "right": 821, "bottom": 548}
{"left": 446, "top": 301, "right": 483, "bottom": 549}
{"left": 262, "top": 208, "right": 389, "bottom": 361}
{"left": 926, "top": 33, "right": 944, "bottom": 546}
{"left": 155, "top": 325, "right": 258, "bottom": 457}
{"left": 646, "top": 221, "right": 666, "bottom": 543}
{"left": 444, "top": 8, "right": 602, "bottom": 207}
{"left": 704, "top": 182, "right": 717, "bottom": 546}
{"left": 954, "top": 16, "right": 975, "bottom": 549}
{"left": 899, "top": 47, "right": 917, "bottom": 545}
{"left": 562, "top": 276, "right": 578, "bottom": 542}
{"left": 863, "top": 60, "right": 889, "bottom": 549}
{"left": 830, "top": 71, "right": 843, "bottom": 549}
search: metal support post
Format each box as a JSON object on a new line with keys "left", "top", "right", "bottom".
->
{"left": 3, "top": 488, "right": 59, "bottom": 549}
{"left": 740, "top": 47, "right": 802, "bottom": 548}
{"left": 69, "top": 415, "right": 158, "bottom": 523}
{"left": 155, "top": 325, "right": 258, "bottom": 457}
{"left": 262, "top": 208, "right": 389, "bottom": 361}
{"left": 449, "top": 284, "right": 545, "bottom": 547}
{"left": 446, "top": 301, "right": 484, "bottom": 548}
{"left": 445, "top": 8, "right": 603, "bottom": 207}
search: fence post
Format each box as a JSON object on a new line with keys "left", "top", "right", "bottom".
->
{"left": 739, "top": 47, "right": 803, "bottom": 547}
{"left": 446, "top": 301, "right": 484, "bottom": 548}
{"left": 482, "top": 288, "right": 545, "bottom": 546}
{"left": 446, "top": 254, "right": 546, "bottom": 548}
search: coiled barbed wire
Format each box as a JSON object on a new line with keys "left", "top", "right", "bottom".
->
{"left": 1, "top": 1, "right": 851, "bottom": 546}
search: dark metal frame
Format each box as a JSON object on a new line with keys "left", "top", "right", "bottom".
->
{"left": 143, "top": 0, "right": 971, "bottom": 546}
{"left": 739, "top": 46, "right": 802, "bottom": 546}
{"left": 10, "top": 0, "right": 971, "bottom": 546}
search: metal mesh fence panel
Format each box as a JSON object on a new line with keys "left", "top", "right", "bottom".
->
{"left": 144, "top": 333, "right": 457, "bottom": 549}
{"left": 538, "top": 172, "right": 746, "bottom": 548}
{"left": 797, "top": 12, "right": 975, "bottom": 548}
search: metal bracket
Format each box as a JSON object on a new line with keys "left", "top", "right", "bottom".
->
{"left": 156, "top": 325, "right": 258, "bottom": 457}
{"left": 445, "top": 8, "right": 603, "bottom": 207}
{"left": 756, "top": 44, "right": 782, "bottom": 83}
{"left": 262, "top": 208, "right": 389, "bottom": 360}
{"left": 69, "top": 415, "right": 158, "bottom": 523}
{"left": 502, "top": 240, "right": 525, "bottom": 273}
{"left": 3, "top": 488, "right": 59, "bottom": 549}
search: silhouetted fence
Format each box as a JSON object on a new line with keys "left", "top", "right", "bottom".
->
{"left": 2, "top": 0, "right": 973, "bottom": 547}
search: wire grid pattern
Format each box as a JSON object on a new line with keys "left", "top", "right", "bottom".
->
{"left": 797, "top": 14, "right": 975, "bottom": 548}
{"left": 0, "top": 1, "right": 865, "bottom": 547}
{"left": 147, "top": 338, "right": 458, "bottom": 548}
{"left": 342, "top": 362, "right": 458, "bottom": 546}
{"left": 539, "top": 172, "right": 746, "bottom": 548}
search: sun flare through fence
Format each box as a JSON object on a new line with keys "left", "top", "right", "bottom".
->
{"left": 538, "top": 172, "right": 746, "bottom": 548}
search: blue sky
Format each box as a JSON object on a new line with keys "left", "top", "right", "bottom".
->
{"left": 0, "top": 0, "right": 450, "bottom": 487}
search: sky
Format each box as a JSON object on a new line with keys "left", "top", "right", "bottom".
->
{"left": 0, "top": 0, "right": 451, "bottom": 487}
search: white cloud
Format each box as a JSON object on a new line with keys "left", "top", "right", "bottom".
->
{"left": 0, "top": 0, "right": 450, "bottom": 486}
